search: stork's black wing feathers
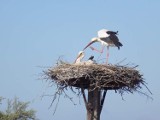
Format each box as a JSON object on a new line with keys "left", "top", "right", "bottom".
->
{"left": 88, "top": 56, "right": 94, "bottom": 60}
{"left": 107, "top": 31, "right": 118, "bottom": 35}
{"left": 109, "top": 34, "right": 123, "bottom": 50}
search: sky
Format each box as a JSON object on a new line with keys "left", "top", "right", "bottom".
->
{"left": 0, "top": 0, "right": 160, "bottom": 120}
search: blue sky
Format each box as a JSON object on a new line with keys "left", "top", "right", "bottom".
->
{"left": 0, "top": 0, "right": 160, "bottom": 120}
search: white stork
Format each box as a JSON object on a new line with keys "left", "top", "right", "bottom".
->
{"left": 83, "top": 29, "right": 123, "bottom": 64}
{"left": 74, "top": 51, "right": 96, "bottom": 65}
{"left": 74, "top": 51, "right": 85, "bottom": 64}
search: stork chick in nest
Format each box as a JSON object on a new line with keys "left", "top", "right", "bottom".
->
{"left": 74, "top": 51, "right": 96, "bottom": 65}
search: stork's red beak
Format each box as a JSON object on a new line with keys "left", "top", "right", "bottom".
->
{"left": 83, "top": 41, "right": 95, "bottom": 50}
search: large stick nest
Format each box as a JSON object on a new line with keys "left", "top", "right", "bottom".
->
{"left": 44, "top": 61, "right": 148, "bottom": 93}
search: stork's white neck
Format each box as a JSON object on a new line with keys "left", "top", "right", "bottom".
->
{"left": 75, "top": 58, "right": 81, "bottom": 63}
{"left": 75, "top": 54, "right": 84, "bottom": 63}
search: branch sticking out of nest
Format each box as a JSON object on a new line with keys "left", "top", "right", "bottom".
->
{"left": 44, "top": 61, "right": 151, "bottom": 95}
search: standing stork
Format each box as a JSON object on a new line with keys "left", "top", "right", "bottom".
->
{"left": 83, "top": 29, "right": 123, "bottom": 64}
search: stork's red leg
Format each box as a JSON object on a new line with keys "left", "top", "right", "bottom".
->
{"left": 106, "top": 46, "right": 109, "bottom": 64}
{"left": 89, "top": 46, "right": 105, "bottom": 53}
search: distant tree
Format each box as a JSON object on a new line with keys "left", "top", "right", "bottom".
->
{"left": 0, "top": 97, "right": 38, "bottom": 120}
{"left": 0, "top": 97, "right": 4, "bottom": 119}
